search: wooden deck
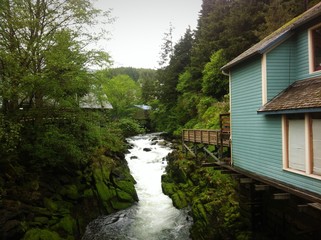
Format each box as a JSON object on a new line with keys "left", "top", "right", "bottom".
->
{"left": 182, "top": 113, "right": 231, "bottom": 161}
{"left": 182, "top": 113, "right": 230, "bottom": 147}
{"left": 182, "top": 129, "right": 230, "bottom": 147}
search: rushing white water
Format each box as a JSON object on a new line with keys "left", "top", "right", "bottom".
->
{"left": 82, "top": 133, "right": 192, "bottom": 240}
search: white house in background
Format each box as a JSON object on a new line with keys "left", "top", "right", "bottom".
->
{"left": 79, "top": 92, "right": 113, "bottom": 110}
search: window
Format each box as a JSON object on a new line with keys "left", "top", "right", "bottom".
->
{"left": 288, "top": 118, "right": 306, "bottom": 171}
{"left": 283, "top": 113, "right": 321, "bottom": 179}
{"left": 310, "top": 25, "right": 321, "bottom": 72}
{"left": 312, "top": 118, "right": 321, "bottom": 175}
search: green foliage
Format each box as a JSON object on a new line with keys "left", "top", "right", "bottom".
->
{"left": 0, "top": 115, "right": 21, "bottom": 158}
{"left": 152, "top": 0, "right": 316, "bottom": 135}
{"left": 0, "top": 0, "right": 111, "bottom": 112}
{"left": 102, "top": 74, "right": 142, "bottom": 119}
{"left": 113, "top": 118, "right": 145, "bottom": 137}
{"left": 22, "top": 124, "right": 85, "bottom": 169}
{"left": 158, "top": 23, "right": 174, "bottom": 68}
{"left": 193, "top": 95, "right": 230, "bottom": 130}
{"left": 157, "top": 27, "right": 194, "bottom": 107}
{"left": 202, "top": 50, "right": 228, "bottom": 99}
{"left": 176, "top": 70, "right": 192, "bottom": 93}
{"left": 23, "top": 229, "right": 60, "bottom": 240}
{"left": 18, "top": 111, "right": 116, "bottom": 171}
{"left": 162, "top": 151, "right": 250, "bottom": 239}
{"left": 255, "top": 0, "right": 319, "bottom": 40}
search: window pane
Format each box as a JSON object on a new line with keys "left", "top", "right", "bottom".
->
{"left": 288, "top": 119, "right": 306, "bottom": 171}
{"left": 313, "top": 119, "right": 321, "bottom": 175}
{"left": 312, "top": 26, "right": 321, "bottom": 71}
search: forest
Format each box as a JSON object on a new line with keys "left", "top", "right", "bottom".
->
{"left": 0, "top": 0, "right": 320, "bottom": 239}
{"left": 150, "top": 0, "right": 321, "bottom": 135}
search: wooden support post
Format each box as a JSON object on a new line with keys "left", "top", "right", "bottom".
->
{"left": 273, "top": 193, "right": 291, "bottom": 200}
{"left": 203, "top": 147, "right": 219, "bottom": 162}
{"left": 307, "top": 203, "right": 321, "bottom": 211}
{"left": 201, "top": 162, "right": 219, "bottom": 168}
{"left": 183, "top": 143, "right": 196, "bottom": 157}
{"left": 297, "top": 204, "right": 309, "bottom": 213}
{"left": 240, "top": 178, "right": 253, "bottom": 184}
{"left": 255, "top": 184, "right": 270, "bottom": 191}
{"left": 220, "top": 170, "right": 234, "bottom": 174}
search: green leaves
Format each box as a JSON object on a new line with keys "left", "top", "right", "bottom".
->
{"left": 202, "top": 49, "right": 228, "bottom": 99}
{"left": 0, "top": 0, "right": 112, "bottom": 112}
{"left": 102, "top": 74, "right": 142, "bottom": 119}
{"left": 0, "top": 114, "right": 21, "bottom": 157}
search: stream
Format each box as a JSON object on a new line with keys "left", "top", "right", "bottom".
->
{"left": 82, "top": 133, "right": 192, "bottom": 240}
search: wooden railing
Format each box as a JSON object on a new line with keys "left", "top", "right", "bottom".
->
{"left": 182, "top": 129, "right": 230, "bottom": 147}
{"left": 182, "top": 113, "right": 231, "bottom": 147}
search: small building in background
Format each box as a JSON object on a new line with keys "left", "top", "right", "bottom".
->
{"left": 79, "top": 92, "right": 113, "bottom": 110}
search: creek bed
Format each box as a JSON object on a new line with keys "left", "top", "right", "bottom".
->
{"left": 82, "top": 133, "right": 192, "bottom": 240}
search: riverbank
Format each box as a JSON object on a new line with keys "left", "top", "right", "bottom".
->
{"left": 82, "top": 133, "right": 192, "bottom": 239}
{"left": 161, "top": 150, "right": 251, "bottom": 240}
{"left": 0, "top": 147, "right": 138, "bottom": 240}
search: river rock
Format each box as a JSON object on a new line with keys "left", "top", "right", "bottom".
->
{"left": 143, "top": 148, "right": 152, "bottom": 152}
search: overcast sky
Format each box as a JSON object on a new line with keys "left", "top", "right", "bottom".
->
{"left": 94, "top": 0, "right": 202, "bottom": 69}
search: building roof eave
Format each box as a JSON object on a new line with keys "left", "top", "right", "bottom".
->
{"left": 221, "top": 2, "right": 321, "bottom": 71}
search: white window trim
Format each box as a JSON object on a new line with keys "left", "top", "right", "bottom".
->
{"left": 282, "top": 114, "right": 321, "bottom": 180}
{"left": 308, "top": 23, "right": 321, "bottom": 74}
{"left": 261, "top": 54, "right": 267, "bottom": 104}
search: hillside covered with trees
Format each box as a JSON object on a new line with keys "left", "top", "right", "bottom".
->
{"left": 1, "top": 0, "right": 321, "bottom": 239}
{"left": 148, "top": 0, "right": 321, "bottom": 136}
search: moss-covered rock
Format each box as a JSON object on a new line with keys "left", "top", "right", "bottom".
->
{"left": 114, "top": 180, "right": 138, "bottom": 201}
{"left": 33, "top": 217, "right": 49, "bottom": 225}
{"left": 116, "top": 189, "right": 136, "bottom": 203}
{"left": 83, "top": 189, "right": 94, "bottom": 198}
{"left": 110, "top": 198, "right": 133, "bottom": 210}
{"left": 1, "top": 146, "right": 139, "bottom": 240}
{"left": 162, "top": 150, "right": 249, "bottom": 240}
{"left": 171, "top": 190, "right": 188, "bottom": 209}
{"left": 95, "top": 182, "right": 116, "bottom": 202}
{"left": 54, "top": 215, "right": 76, "bottom": 235}
{"left": 161, "top": 182, "right": 177, "bottom": 196}
{"left": 43, "top": 198, "right": 58, "bottom": 212}
{"left": 59, "top": 185, "right": 79, "bottom": 200}
{"left": 23, "top": 228, "right": 60, "bottom": 240}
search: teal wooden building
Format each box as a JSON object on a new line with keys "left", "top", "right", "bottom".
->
{"left": 222, "top": 3, "right": 321, "bottom": 198}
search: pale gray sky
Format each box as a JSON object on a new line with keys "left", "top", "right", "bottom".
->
{"left": 94, "top": 0, "right": 202, "bottom": 69}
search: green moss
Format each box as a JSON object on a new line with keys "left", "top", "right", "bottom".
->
{"left": 192, "top": 202, "right": 208, "bottom": 223}
{"left": 83, "top": 189, "right": 94, "bottom": 198}
{"left": 59, "top": 185, "right": 79, "bottom": 200}
{"left": 33, "top": 217, "right": 49, "bottom": 225}
{"left": 116, "top": 189, "right": 135, "bottom": 202}
{"left": 95, "top": 182, "right": 116, "bottom": 201}
{"left": 23, "top": 228, "right": 60, "bottom": 240}
{"left": 161, "top": 182, "right": 177, "bottom": 196}
{"left": 54, "top": 215, "right": 76, "bottom": 235}
{"left": 114, "top": 180, "right": 138, "bottom": 201}
{"left": 56, "top": 200, "right": 72, "bottom": 215}
{"left": 110, "top": 198, "right": 133, "bottom": 210}
{"left": 93, "top": 158, "right": 113, "bottom": 183}
{"left": 43, "top": 198, "right": 58, "bottom": 212}
{"left": 171, "top": 190, "right": 188, "bottom": 209}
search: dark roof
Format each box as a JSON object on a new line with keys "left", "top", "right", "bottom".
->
{"left": 258, "top": 78, "right": 321, "bottom": 114}
{"left": 222, "top": 2, "right": 321, "bottom": 71}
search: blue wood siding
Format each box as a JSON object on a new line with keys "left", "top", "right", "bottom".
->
{"left": 266, "top": 38, "right": 296, "bottom": 100}
{"left": 231, "top": 55, "right": 321, "bottom": 195}
{"left": 295, "top": 30, "right": 310, "bottom": 79}
{"left": 294, "top": 29, "right": 321, "bottom": 80}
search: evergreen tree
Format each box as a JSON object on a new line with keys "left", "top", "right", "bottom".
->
{"left": 158, "top": 27, "right": 194, "bottom": 107}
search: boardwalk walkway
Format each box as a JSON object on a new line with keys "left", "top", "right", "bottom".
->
{"left": 182, "top": 113, "right": 230, "bottom": 162}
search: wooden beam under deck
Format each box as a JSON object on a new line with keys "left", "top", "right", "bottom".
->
{"left": 181, "top": 113, "right": 321, "bottom": 205}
